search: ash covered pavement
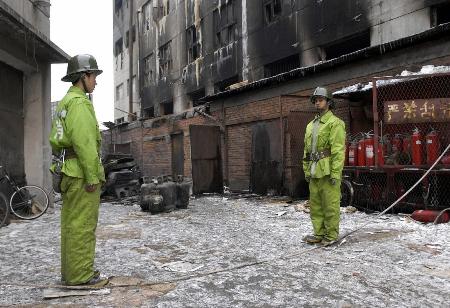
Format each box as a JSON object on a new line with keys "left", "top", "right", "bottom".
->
{"left": 0, "top": 195, "right": 449, "bottom": 307}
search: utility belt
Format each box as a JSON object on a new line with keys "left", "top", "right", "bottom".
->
{"left": 64, "top": 148, "right": 77, "bottom": 160}
{"left": 304, "top": 149, "right": 331, "bottom": 162}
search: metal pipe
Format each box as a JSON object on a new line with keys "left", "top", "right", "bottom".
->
{"left": 128, "top": 0, "right": 134, "bottom": 121}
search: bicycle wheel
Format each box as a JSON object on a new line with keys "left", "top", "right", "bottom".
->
{"left": 340, "top": 179, "right": 354, "bottom": 208}
{"left": 10, "top": 185, "right": 49, "bottom": 220}
{"left": 0, "top": 192, "right": 9, "bottom": 227}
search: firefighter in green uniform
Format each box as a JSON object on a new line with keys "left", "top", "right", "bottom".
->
{"left": 302, "top": 87, "right": 346, "bottom": 246}
{"left": 49, "top": 54, "right": 108, "bottom": 287}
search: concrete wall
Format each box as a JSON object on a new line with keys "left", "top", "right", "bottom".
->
{"left": 0, "top": 0, "right": 62, "bottom": 198}
{"left": 114, "top": 0, "right": 140, "bottom": 121}
{"left": 3, "top": 0, "right": 50, "bottom": 34}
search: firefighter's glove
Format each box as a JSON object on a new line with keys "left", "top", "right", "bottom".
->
{"left": 85, "top": 183, "right": 97, "bottom": 193}
{"left": 330, "top": 178, "right": 337, "bottom": 186}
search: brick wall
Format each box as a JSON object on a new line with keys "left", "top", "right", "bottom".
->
{"left": 103, "top": 56, "right": 450, "bottom": 195}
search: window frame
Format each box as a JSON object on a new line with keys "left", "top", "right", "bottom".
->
{"left": 158, "top": 41, "right": 172, "bottom": 79}
{"left": 213, "top": 0, "right": 236, "bottom": 49}
{"left": 187, "top": 25, "right": 201, "bottom": 63}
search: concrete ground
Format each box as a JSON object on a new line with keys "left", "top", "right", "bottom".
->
{"left": 0, "top": 194, "right": 449, "bottom": 307}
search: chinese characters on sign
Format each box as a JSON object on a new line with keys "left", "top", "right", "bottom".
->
{"left": 384, "top": 99, "right": 450, "bottom": 124}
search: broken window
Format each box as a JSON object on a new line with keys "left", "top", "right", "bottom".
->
{"left": 131, "top": 24, "right": 136, "bottom": 42}
{"left": 143, "top": 107, "right": 155, "bottom": 119}
{"left": 214, "top": 75, "right": 239, "bottom": 93}
{"left": 158, "top": 41, "right": 172, "bottom": 79}
{"left": 264, "top": 0, "right": 282, "bottom": 24}
{"left": 116, "top": 83, "right": 124, "bottom": 101}
{"left": 188, "top": 88, "right": 206, "bottom": 107}
{"left": 187, "top": 25, "right": 201, "bottom": 63}
{"left": 431, "top": 3, "right": 450, "bottom": 27}
{"left": 160, "top": 101, "right": 173, "bottom": 115}
{"left": 323, "top": 30, "right": 370, "bottom": 60}
{"left": 143, "top": 53, "right": 155, "bottom": 87}
{"left": 213, "top": 0, "right": 236, "bottom": 49}
{"left": 157, "top": 0, "right": 170, "bottom": 20}
{"left": 114, "top": 38, "right": 123, "bottom": 57}
{"left": 115, "top": 38, "right": 124, "bottom": 70}
{"left": 115, "top": 0, "right": 123, "bottom": 15}
{"left": 143, "top": 1, "right": 152, "bottom": 32}
{"left": 264, "top": 54, "right": 300, "bottom": 78}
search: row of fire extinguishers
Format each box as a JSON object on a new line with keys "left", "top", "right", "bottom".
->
{"left": 345, "top": 128, "right": 444, "bottom": 167}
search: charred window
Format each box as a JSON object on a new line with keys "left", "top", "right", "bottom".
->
{"left": 125, "top": 31, "right": 129, "bottom": 48}
{"left": 114, "top": 38, "right": 123, "bottom": 57}
{"left": 188, "top": 88, "right": 206, "bottom": 107}
{"left": 131, "top": 24, "right": 136, "bottom": 42}
{"left": 431, "top": 3, "right": 450, "bottom": 27}
{"left": 144, "top": 54, "right": 155, "bottom": 87}
{"left": 324, "top": 30, "right": 370, "bottom": 60}
{"left": 214, "top": 75, "right": 239, "bottom": 92}
{"left": 143, "top": 1, "right": 152, "bottom": 32}
{"left": 115, "top": 0, "right": 123, "bottom": 15}
{"left": 264, "top": 0, "right": 282, "bottom": 24}
{"left": 115, "top": 38, "right": 124, "bottom": 70}
{"left": 187, "top": 25, "right": 201, "bottom": 63}
{"left": 213, "top": 0, "right": 236, "bottom": 49}
{"left": 143, "top": 107, "right": 155, "bottom": 119}
{"left": 157, "top": 0, "right": 170, "bottom": 19}
{"left": 158, "top": 41, "right": 172, "bottom": 79}
{"left": 160, "top": 101, "right": 173, "bottom": 115}
{"left": 264, "top": 54, "right": 300, "bottom": 78}
{"left": 116, "top": 83, "right": 124, "bottom": 102}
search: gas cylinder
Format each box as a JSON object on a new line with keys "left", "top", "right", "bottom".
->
{"left": 357, "top": 137, "right": 366, "bottom": 166}
{"left": 140, "top": 178, "right": 164, "bottom": 213}
{"left": 411, "top": 128, "right": 423, "bottom": 166}
{"left": 411, "top": 210, "right": 450, "bottom": 224}
{"left": 365, "top": 134, "right": 375, "bottom": 166}
{"left": 159, "top": 176, "right": 177, "bottom": 211}
{"left": 348, "top": 141, "right": 358, "bottom": 166}
{"left": 426, "top": 129, "right": 440, "bottom": 165}
{"left": 175, "top": 175, "right": 191, "bottom": 209}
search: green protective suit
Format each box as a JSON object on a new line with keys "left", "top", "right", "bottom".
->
{"left": 303, "top": 110, "right": 346, "bottom": 241}
{"left": 49, "top": 86, "right": 105, "bottom": 285}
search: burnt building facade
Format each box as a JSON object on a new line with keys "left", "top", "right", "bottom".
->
{"left": 113, "top": 0, "right": 450, "bottom": 123}
{"left": 108, "top": 0, "right": 450, "bottom": 196}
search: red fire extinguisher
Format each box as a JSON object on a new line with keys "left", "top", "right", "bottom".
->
{"left": 348, "top": 140, "right": 358, "bottom": 166}
{"left": 411, "top": 128, "right": 423, "bottom": 166}
{"left": 357, "top": 136, "right": 366, "bottom": 166}
{"left": 426, "top": 128, "right": 440, "bottom": 165}
{"left": 365, "top": 134, "right": 375, "bottom": 166}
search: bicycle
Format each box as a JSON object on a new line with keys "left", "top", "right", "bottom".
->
{"left": 0, "top": 165, "right": 49, "bottom": 227}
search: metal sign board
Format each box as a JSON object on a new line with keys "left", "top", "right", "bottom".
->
{"left": 384, "top": 98, "right": 450, "bottom": 124}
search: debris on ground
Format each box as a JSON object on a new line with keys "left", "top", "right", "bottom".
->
{"left": 0, "top": 195, "right": 449, "bottom": 306}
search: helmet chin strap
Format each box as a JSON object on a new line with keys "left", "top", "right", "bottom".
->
{"left": 80, "top": 74, "right": 92, "bottom": 101}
